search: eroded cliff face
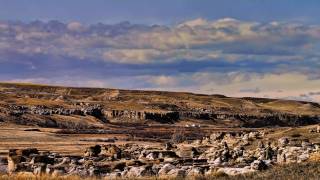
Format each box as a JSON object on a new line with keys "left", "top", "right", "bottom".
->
{"left": 179, "top": 110, "right": 320, "bottom": 127}
{"left": 1, "top": 104, "right": 319, "bottom": 128}
{"left": 104, "top": 110, "right": 179, "bottom": 123}
{"left": 0, "top": 82, "right": 320, "bottom": 128}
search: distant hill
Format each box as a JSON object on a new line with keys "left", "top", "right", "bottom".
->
{"left": 0, "top": 82, "right": 319, "bottom": 128}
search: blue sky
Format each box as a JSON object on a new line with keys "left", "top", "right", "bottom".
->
{"left": 1, "top": 0, "right": 320, "bottom": 24}
{"left": 0, "top": 0, "right": 320, "bottom": 102}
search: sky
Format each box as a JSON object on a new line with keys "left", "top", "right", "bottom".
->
{"left": 0, "top": 0, "right": 320, "bottom": 102}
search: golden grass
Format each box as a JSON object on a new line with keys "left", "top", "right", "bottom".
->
{"left": 0, "top": 173, "right": 99, "bottom": 180}
{"left": 309, "top": 152, "right": 320, "bottom": 162}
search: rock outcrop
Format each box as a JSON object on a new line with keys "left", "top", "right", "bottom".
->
{"left": 5, "top": 130, "right": 319, "bottom": 178}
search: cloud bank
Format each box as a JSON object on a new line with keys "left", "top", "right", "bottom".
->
{"left": 0, "top": 18, "right": 319, "bottom": 102}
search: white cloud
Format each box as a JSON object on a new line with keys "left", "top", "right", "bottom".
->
{"left": 103, "top": 49, "right": 161, "bottom": 64}
{"left": 146, "top": 75, "right": 177, "bottom": 86}
{"left": 67, "top": 21, "right": 86, "bottom": 32}
{"left": 137, "top": 72, "right": 320, "bottom": 102}
{"left": 1, "top": 18, "right": 319, "bottom": 65}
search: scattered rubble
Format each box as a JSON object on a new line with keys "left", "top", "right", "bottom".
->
{"left": 4, "top": 130, "right": 319, "bottom": 178}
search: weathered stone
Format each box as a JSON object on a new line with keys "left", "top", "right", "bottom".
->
{"left": 166, "top": 168, "right": 186, "bottom": 178}
{"left": 33, "top": 163, "right": 46, "bottom": 175}
{"left": 217, "top": 167, "right": 256, "bottom": 176}
{"left": 317, "top": 125, "right": 320, "bottom": 133}
{"left": 187, "top": 166, "right": 204, "bottom": 176}
{"left": 101, "top": 144, "right": 122, "bottom": 159}
{"left": 7, "top": 155, "right": 21, "bottom": 174}
{"left": 158, "top": 164, "right": 176, "bottom": 175}
{"left": 250, "top": 160, "right": 267, "bottom": 170}
{"left": 278, "top": 137, "right": 289, "bottom": 147}
{"left": 84, "top": 145, "right": 101, "bottom": 157}
{"left": 165, "top": 142, "right": 174, "bottom": 150}
{"left": 297, "top": 153, "right": 309, "bottom": 163}
{"left": 126, "top": 166, "right": 153, "bottom": 177}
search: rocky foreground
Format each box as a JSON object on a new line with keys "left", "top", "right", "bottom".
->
{"left": 2, "top": 126, "right": 320, "bottom": 179}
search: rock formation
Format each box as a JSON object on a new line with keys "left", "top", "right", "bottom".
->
{"left": 4, "top": 129, "right": 320, "bottom": 178}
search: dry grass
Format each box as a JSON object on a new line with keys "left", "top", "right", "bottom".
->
{"left": 309, "top": 152, "right": 320, "bottom": 162}
{"left": 0, "top": 174, "right": 99, "bottom": 180}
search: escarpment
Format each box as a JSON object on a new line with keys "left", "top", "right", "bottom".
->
{"left": 0, "top": 82, "right": 320, "bottom": 128}
{"left": 2, "top": 104, "right": 319, "bottom": 128}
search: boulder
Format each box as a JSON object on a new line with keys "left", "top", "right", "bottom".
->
{"left": 166, "top": 168, "right": 186, "bottom": 178}
{"left": 297, "top": 153, "right": 309, "bottom": 163}
{"left": 217, "top": 167, "right": 256, "bottom": 176}
{"left": 278, "top": 137, "right": 289, "bottom": 147}
{"left": 30, "top": 155, "right": 54, "bottom": 165}
{"left": 248, "top": 132, "right": 259, "bottom": 139}
{"left": 84, "top": 145, "right": 101, "bottom": 157}
{"left": 250, "top": 160, "right": 267, "bottom": 170}
{"left": 88, "top": 166, "right": 100, "bottom": 176}
{"left": 126, "top": 166, "right": 153, "bottom": 177}
{"left": 101, "top": 144, "right": 122, "bottom": 159}
{"left": 7, "top": 155, "right": 21, "bottom": 174}
{"left": 158, "top": 164, "right": 176, "bottom": 175}
{"left": 187, "top": 166, "right": 204, "bottom": 176}
{"left": 165, "top": 142, "right": 174, "bottom": 150}
{"left": 210, "top": 132, "right": 225, "bottom": 141}
{"left": 33, "top": 163, "right": 46, "bottom": 175}
{"left": 146, "top": 152, "right": 157, "bottom": 160}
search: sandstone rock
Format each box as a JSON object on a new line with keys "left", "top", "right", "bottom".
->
{"left": 45, "top": 165, "right": 54, "bottom": 175}
{"left": 297, "top": 153, "right": 309, "bottom": 163}
{"left": 217, "top": 167, "right": 256, "bottom": 176}
{"left": 158, "top": 164, "right": 176, "bottom": 175}
{"left": 33, "top": 164, "right": 46, "bottom": 175}
{"left": 84, "top": 145, "right": 101, "bottom": 157}
{"left": 7, "top": 155, "right": 21, "bottom": 174}
{"left": 89, "top": 166, "right": 99, "bottom": 177}
{"left": 250, "top": 160, "right": 267, "bottom": 170}
{"left": 166, "top": 168, "right": 186, "bottom": 178}
{"left": 165, "top": 142, "right": 174, "bottom": 150}
{"left": 210, "top": 132, "right": 225, "bottom": 141}
{"left": 301, "top": 140, "right": 312, "bottom": 149}
{"left": 248, "top": 132, "right": 259, "bottom": 139}
{"left": 109, "top": 171, "right": 122, "bottom": 178}
{"left": 211, "top": 157, "right": 222, "bottom": 166}
{"left": 9, "top": 148, "right": 39, "bottom": 157}
{"left": 146, "top": 152, "right": 157, "bottom": 160}
{"left": 30, "top": 155, "right": 54, "bottom": 165}
{"left": 54, "top": 157, "right": 71, "bottom": 168}
{"left": 187, "top": 166, "right": 204, "bottom": 176}
{"left": 242, "top": 134, "right": 249, "bottom": 141}
{"left": 110, "top": 162, "right": 126, "bottom": 171}
{"left": 278, "top": 137, "right": 289, "bottom": 147}
{"left": 101, "top": 144, "right": 122, "bottom": 159}
{"left": 126, "top": 166, "right": 153, "bottom": 177}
